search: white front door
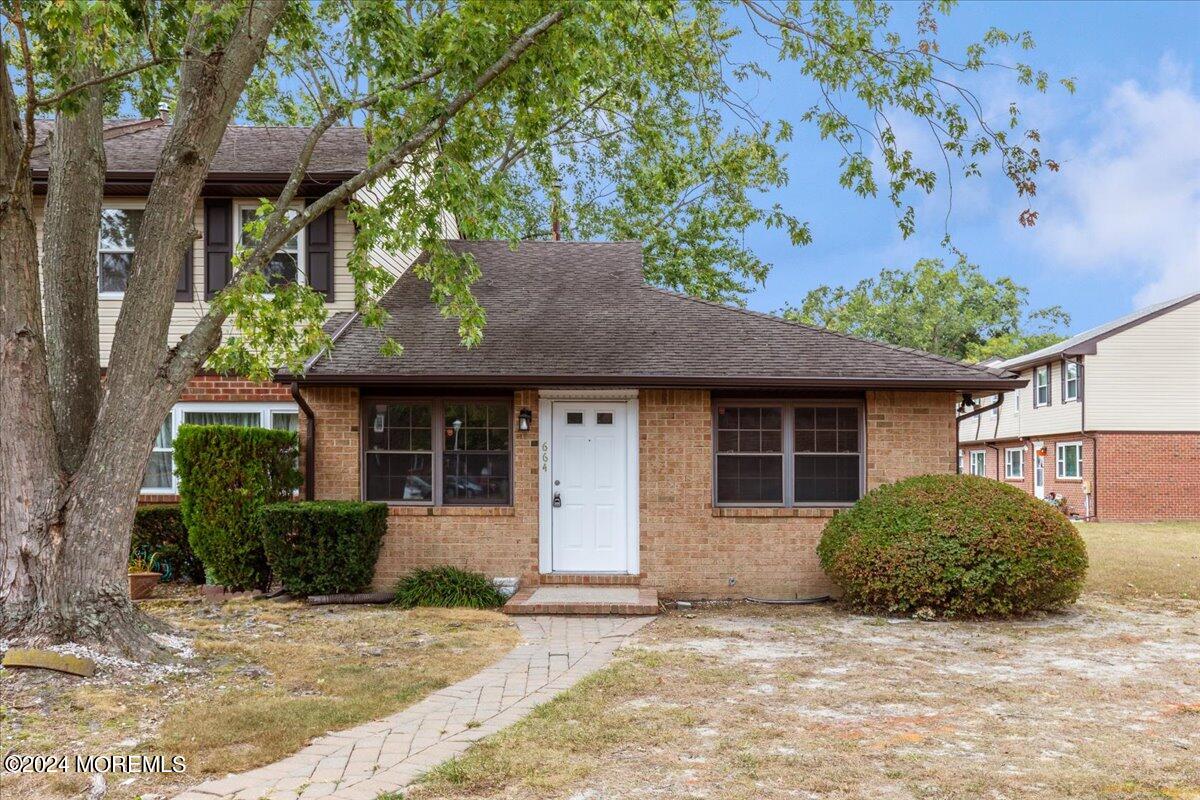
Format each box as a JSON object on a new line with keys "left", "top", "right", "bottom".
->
{"left": 1034, "top": 454, "right": 1045, "bottom": 499}
{"left": 551, "top": 402, "right": 628, "bottom": 572}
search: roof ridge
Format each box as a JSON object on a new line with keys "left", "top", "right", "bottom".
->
{"left": 642, "top": 285, "right": 1013, "bottom": 379}
{"left": 30, "top": 117, "right": 164, "bottom": 158}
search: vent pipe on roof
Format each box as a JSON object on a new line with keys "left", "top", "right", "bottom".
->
{"left": 158, "top": 101, "right": 171, "bottom": 122}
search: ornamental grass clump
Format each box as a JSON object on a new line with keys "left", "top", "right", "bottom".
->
{"left": 817, "top": 473, "right": 1088, "bottom": 618}
{"left": 393, "top": 565, "right": 505, "bottom": 609}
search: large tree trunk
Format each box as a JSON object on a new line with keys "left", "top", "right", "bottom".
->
{"left": 0, "top": 2, "right": 287, "bottom": 659}
{"left": 42, "top": 74, "right": 106, "bottom": 474}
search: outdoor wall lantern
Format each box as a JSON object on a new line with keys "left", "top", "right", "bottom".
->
{"left": 517, "top": 408, "right": 533, "bottom": 432}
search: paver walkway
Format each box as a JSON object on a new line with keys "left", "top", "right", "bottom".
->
{"left": 174, "top": 615, "right": 655, "bottom": 800}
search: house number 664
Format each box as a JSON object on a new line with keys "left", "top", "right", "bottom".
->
{"left": 541, "top": 442, "right": 550, "bottom": 473}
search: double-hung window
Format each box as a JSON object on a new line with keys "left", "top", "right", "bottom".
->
{"left": 238, "top": 204, "right": 304, "bottom": 288}
{"left": 1063, "top": 361, "right": 1080, "bottom": 402}
{"left": 715, "top": 402, "right": 863, "bottom": 506}
{"left": 1056, "top": 442, "right": 1083, "bottom": 479}
{"left": 363, "top": 399, "right": 512, "bottom": 505}
{"left": 140, "top": 403, "right": 300, "bottom": 494}
{"left": 1005, "top": 447, "right": 1024, "bottom": 480}
{"left": 969, "top": 450, "right": 987, "bottom": 477}
{"left": 98, "top": 207, "right": 144, "bottom": 296}
{"left": 1034, "top": 365, "right": 1050, "bottom": 407}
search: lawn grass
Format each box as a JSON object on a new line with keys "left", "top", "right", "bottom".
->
{"left": 1078, "top": 521, "right": 1200, "bottom": 599}
{"left": 1, "top": 596, "right": 518, "bottom": 800}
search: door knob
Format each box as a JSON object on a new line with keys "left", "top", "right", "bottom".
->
{"left": 552, "top": 492, "right": 562, "bottom": 508}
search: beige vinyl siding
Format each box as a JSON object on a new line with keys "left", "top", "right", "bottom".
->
{"left": 38, "top": 194, "right": 429, "bottom": 366}
{"left": 1084, "top": 298, "right": 1200, "bottom": 431}
{"left": 352, "top": 176, "right": 458, "bottom": 279}
{"left": 959, "top": 361, "right": 1083, "bottom": 443}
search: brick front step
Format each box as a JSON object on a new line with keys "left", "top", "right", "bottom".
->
{"left": 503, "top": 586, "right": 659, "bottom": 616}
{"left": 537, "top": 573, "right": 643, "bottom": 586}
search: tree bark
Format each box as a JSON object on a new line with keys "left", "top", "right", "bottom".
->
{"left": 41, "top": 71, "right": 106, "bottom": 473}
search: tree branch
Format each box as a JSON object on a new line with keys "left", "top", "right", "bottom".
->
{"left": 34, "top": 58, "right": 165, "bottom": 109}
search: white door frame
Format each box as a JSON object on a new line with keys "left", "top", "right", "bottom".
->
{"left": 1034, "top": 452, "right": 1045, "bottom": 499}
{"left": 538, "top": 389, "right": 639, "bottom": 574}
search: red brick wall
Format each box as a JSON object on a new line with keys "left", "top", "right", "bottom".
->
{"left": 1095, "top": 432, "right": 1200, "bottom": 521}
{"left": 304, "top": 387, "right": 960, "bottom": 598}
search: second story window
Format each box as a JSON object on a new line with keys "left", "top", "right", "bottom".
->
{"left": 1064, "top": 361, "right": 1080, "bottom": 402}
{"left": 239, "top": 205, "right": 303, "bottom": 288}
{"left": 98, "top": 208, "right": 143, "bottom": 295}
{"left": 1034, "top": 365, "right": 1050, "bottom": 407}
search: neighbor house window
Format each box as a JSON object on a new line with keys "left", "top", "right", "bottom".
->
{"left": 238, "top": 204, "right": 304, "bottom": 288}
{"left": 1056, "top": 442, "right": 1083, "bottom": 479}
{"left": 1063, "top": 361, "right": 1079, "bottom": 402}
{"left": 364, "top": 399, "right": 512, "bottom": 505}
{"left": 714, "top": 402, "right": 862, "bottom": 506}
{"left": 1005, "top": 447, "right": 1024, "bottom": 479}
{"left": 1034, "top": 365, "right": 1050, "bottom": 407}
{"left": 969, "top": 450, "right": 986, "bottom": 476}
{"left": 98, "top": 207, "right": 143, "bottom": 295}
{"left": 140, "top": 402, "right": 300, "bottom": 494}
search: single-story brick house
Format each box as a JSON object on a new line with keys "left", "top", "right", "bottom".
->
{"left": 282, "top": 240, "right": 1025, "bottom": 599}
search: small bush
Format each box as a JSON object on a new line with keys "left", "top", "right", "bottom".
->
{"left": 259, "top": 501, "right": 388, "bottom": 595}
{"left": 393, "top": 565, "right": 505, "bottom": 609}
{"left": 817, "top": 474, "right": 1088, "bottom": 617}
{"left": 131, "top": 504, "right": 206, "bottom": 583}
{"left": 174, "top": 424, "right": 299, "bottom": 591}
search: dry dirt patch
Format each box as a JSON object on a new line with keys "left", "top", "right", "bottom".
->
{"left": 414, "top": 597, "right": 1200, "bottom": 800}
{"left": 0, "top": 594, "right": 518, "bottom": 800}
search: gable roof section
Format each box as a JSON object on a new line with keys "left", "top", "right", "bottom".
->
{"left": 295, "top": 240, "right": 1023, "bottom": 391}
{"left": 999, "top": 290, "right": 1200, "bottom": 372}
{"left": 30, "top": 118, "right": 366, "bottom": 179}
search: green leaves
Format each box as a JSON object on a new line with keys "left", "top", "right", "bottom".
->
{"left": 782, "top": 254, "right": 1070, "bottom": 361}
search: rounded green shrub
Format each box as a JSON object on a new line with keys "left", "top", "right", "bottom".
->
{"left": 817, "top": 474, "right": 1088, "bottom": 617}
{"left": 174, "top": 424, "right": 300, "bottom": 592}
{"left": 393, "top": 565, "right": 505, "bottom": 609}
{"left": 260, "top": 501, "right": 388, "bottom": 596}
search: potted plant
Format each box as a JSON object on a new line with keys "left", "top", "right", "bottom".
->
{"left": 128, "top": 552, "right": 162, "bottom": 600}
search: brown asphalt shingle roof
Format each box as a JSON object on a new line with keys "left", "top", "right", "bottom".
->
{"left": 299, "top": 240, "right": 1024, "bottom": 390}
{"left": 31, "top": 118, "right": 366, "bottom": 176}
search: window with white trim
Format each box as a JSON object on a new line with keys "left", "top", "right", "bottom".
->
{"left": 98, "top": 207, "right": 144, "bottom": 295}
{"left": 140, "top": 402, "right": 300, "bottom": 493}
{"left": 1063, "top": 361, "right": 1079, "bottom": 402}
{"left": 1034, "top": 365, "right": 1050, "bottom": 407}
{"left": 238, "top": 204, "right": 305, "bottom": 288}
{"left": 1005, "top": 447, "right": 1024, "bottom": 479}
{"left": 1056, "top": 442, "right": 1083, "bottom": 479}
{"left": 968, "top": 450, "right": 987, "bottom": 476}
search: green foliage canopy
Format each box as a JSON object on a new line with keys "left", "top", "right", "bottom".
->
{"left": 782, "top": 254, "right": 1069, "bottom": 361}
{"left": 4, "top": 0, "right": 1073, "bottom": 379}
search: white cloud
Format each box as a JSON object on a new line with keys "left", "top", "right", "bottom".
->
{"left": 1028, "top": 58, "right": 1200, "bottom": 306}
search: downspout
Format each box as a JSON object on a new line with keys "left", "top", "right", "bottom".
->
{"left": 291, "top": 382, "right": 316, "bottom": 501}
{"left": 1073, "top": 355, "right": 1098, "bottom": 521}
{"left": 986, "top": 442, "right": 1002, "bottom": 479}
{"left": 955, "top": 393, "right": 1005, "bottom": 474}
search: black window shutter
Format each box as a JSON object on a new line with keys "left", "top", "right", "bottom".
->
{"left": 176, "top": 239, "right": 194, "bottom": 302}
{"left": 204, "top": 199, "right": 233, "bottom": 300}
{"left": 305, "top": 198, "right": 334, "bottom": 301}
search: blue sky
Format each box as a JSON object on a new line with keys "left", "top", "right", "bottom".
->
{"left": 734, "top": 0, "right": 1200, "bottom": 333}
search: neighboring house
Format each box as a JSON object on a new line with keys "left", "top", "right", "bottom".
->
{"left": 958, "top": 292, "right": 1200, "bottom": 521}
{"left": 279, "top": 240, "right": 1024, "bottom": 599}
{"left": 30, "top": 117, "right": 452, "bottom": 501}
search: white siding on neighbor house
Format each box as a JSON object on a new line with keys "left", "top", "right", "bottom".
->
{"left": 959, "top": 360, "right": 1083, "bottom": 443}
{"left": 36, "top": 191, "right": 432, "bottom": 366}
{"left": 1084, "top": 298, "right": 1200, "bottom": 431}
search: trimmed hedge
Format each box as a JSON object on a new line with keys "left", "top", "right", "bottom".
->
{"left": 259, "top": 501, "right": 388, "bottom": 595}
{"left": 131, "top": 504, "right": 206, "bottom": 583}
{"left": 393, "top": 565, "right": 505, "bottom": 609}
{"left": 817, "top": 474, "right": 1088, "bottom": 617}
{"left": 174, "top": 424, "right": 299, "bottom": 591}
